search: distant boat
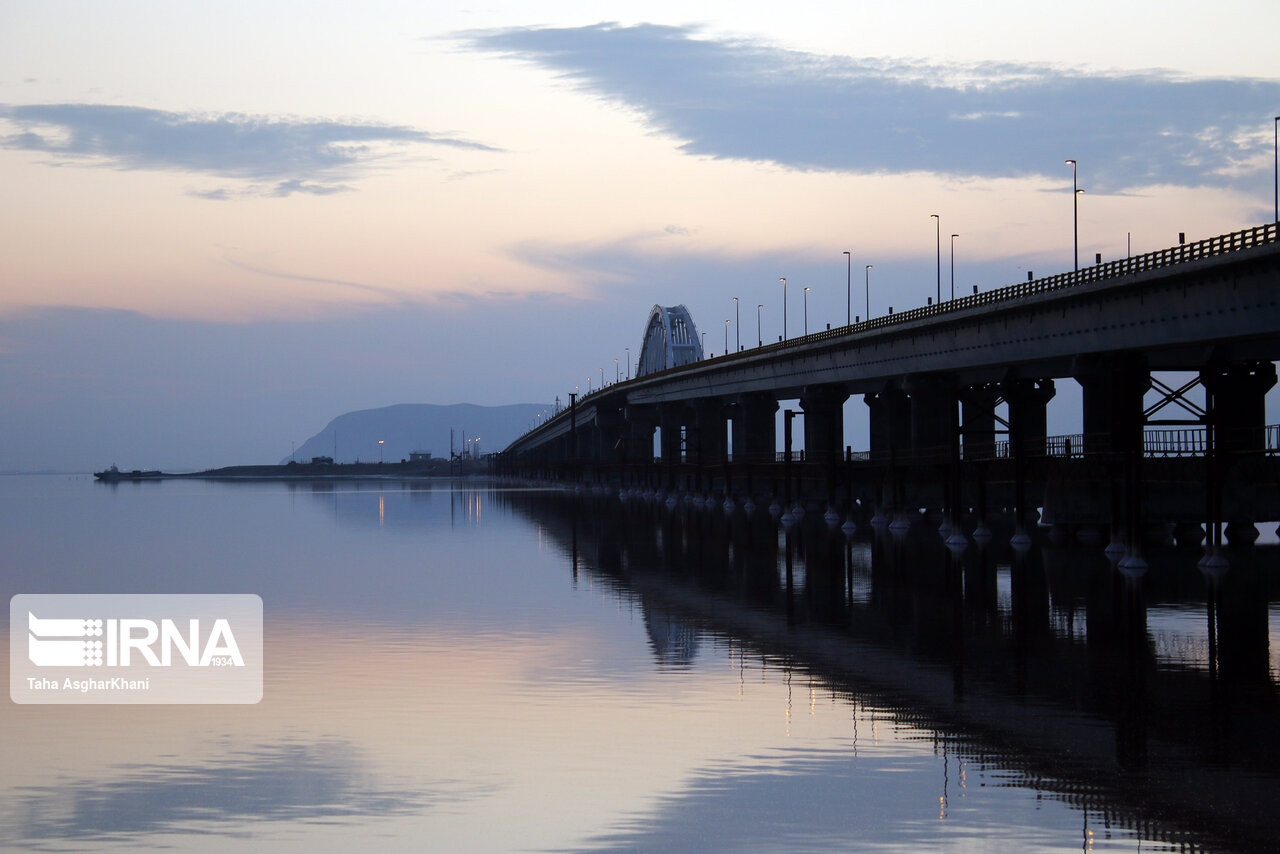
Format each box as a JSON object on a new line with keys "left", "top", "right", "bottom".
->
{"left": 94, "top": 465, "right": 163, "bottom": 481}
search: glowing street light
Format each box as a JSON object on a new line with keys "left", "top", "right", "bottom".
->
{"left": 378, "top": 439, "right": 385, "bottom": 464}
{"left": 803, "top": 286, "right": 811, "bottom": 335}
{"left": 865, "top": 265, "right": 872, "bottom": 319}
{"left": 732, "top": 297, "right": 740, "bottom": 351}
{"left": 950, "top": 234, "right": 959, "bottom": 300}
{"left": 843, "top": 250, "right": 851, "bottom": 325}
{"left": 930, "top": 214, "right": 941, "bottom": 303}
{"left": 1066, "top": 159, "right": 1079, "bottom": 271}
{"left": 779, "top": 277, "right": 788, "bottom": 340}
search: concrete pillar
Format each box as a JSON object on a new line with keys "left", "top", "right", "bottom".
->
{"left": 623, "top": 406, "right": 658, "bottom": 463}
{"left": 692, "top": 399, "right": 728, "bottom": 464}
{"left": 865, "top": 386, "right": 910, "bottom": 462}
{"left": 905, "top": 374, "right": 956, "bottom": 462}
{"left": 960, "top": 384, "right": 998, "bottom": 460}
{"left": 800, "top": 385, "right": 849, "bottom": 464}
{"left": 729, "top": 393, "right": 777, "bottom": 463}
{"left": 594, "top": 405, "right": 625, "bottom": 462}
{"left": 1002, "top": 378, "right": 1056, "bottom": 457}
{"left": 658, "top": 404, "right": 686, "bottom": 463}
{"left": 1075, "top": 355, "right": 1148, "bottom": 455}
{"left": 1202, "top": 361, "right": 1276, "bottom": 453}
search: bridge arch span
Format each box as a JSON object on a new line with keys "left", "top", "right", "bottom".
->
{"left": 636, "top": 304, "right": 703, "bottom": 377}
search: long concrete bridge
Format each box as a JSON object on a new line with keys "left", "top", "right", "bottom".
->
{"left": 500, "top": 222, "right": 1280, "bottom": 554}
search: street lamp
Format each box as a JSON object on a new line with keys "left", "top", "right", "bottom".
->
{"left": 803, "top": 287, "right": 810, "bottom": 335}
{"left": 842, "top": 250, "right": 851, "bottom": 325}
{"left": 865, "top": 265, "right": 872, "bottom": 319}
{"left": 724, "top": 318, "right": 729, "bottom": 355}
{"left": 950, "top": 234, "right": 959, "bottom": 300}
{"left": 378, "top": 439, "right": 385, "bottom": 464}
{"left": 930, "top": 214, "right": 941, "bottom": 303}
{"left": 626, "top": 347, "right": 630, "bottom": 380}
{"left": 732, "top": 297, "right": 740, "bottom": 351}
{"left": 614, "top": 358, "right": 619, "bottom": 383}
{"left": 779, "top": 277, "right": 787, "bottom": 340}
{"left": 1274, "top": 116, "right": 1279, "bottom": 223}
{"left": 1066, "top": 159, "right": 1079, "bottom": 271}
{"left": 757, "top": 304, "right": 763, "bottom": 346}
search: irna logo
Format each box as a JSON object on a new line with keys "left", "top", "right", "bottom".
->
{"left": 28, "top": 612, "right": 245, "bottom": 667}
{"left": 11, "top": 594, "right": 263, "bottom": 705}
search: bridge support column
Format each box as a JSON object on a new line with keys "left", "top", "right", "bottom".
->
{"left": 865, "top": 387, "right": 910, "bottom": 462}
{"left": 1001, "top": 378, "right": 1056, "bottom": 458}
{"left": 730, "top": 394, "right": 777, "bottom": 463}
{"left": 1202, "top": 361, "right": 1276, "bottom": 453}
{"left": 1075, "top": 355, "right": 1148, "bottom": 456}
{"left": 692, "top": 399, "right": 728, "bottom": 465}
{"left": 623, "top": 406, "right": 658, "bottom": 465}
{"left": 658, "top": 404, "right": 687, "bottom": 465}
{"left": 960, "top": 384, "right": 998, "bottom": 460}
{"left": 800, "top": 385, "right": 849, "bottom": 465}
{"left": 905, "top": 374, "right": 956, "bottom": 463}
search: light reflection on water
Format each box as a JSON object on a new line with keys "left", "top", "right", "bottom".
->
{"left": 0, "top": 475, "right": 1276, "bottom": 852}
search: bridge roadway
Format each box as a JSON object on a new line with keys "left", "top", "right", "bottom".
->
{"left": 502, "top": 223, "right": 1280, "bottom": 538}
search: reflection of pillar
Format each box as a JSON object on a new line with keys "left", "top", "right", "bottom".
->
{"left": 1202, "top": 361, "right": 1276, "bottom": 453}
{"left": 1075, "top": 355, "right": 1148, "bottom": 455}
{"left": 730, "top": 393, "right": 777, "bottom": 463}
{"left": 906, "top": 374, "right": 955, "bottom": 462}
{"left": 659, "top": 404, "right": 686, "bottom": 463}
{"left": 1002, "top": 378, "right": 1056, "bottom": 457}
{"left": 692, "top": 399, "right": 727, "bottom": 464}
{"left": 800, "top": 385, "right": 849, "bottom": 464}
{"left": 865, "top": 387, "right": 910, "bottom": 462}
{"left": 960, "top": 385, "right": 997, "bottom": 460}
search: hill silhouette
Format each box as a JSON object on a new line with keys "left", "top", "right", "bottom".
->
{"left": 286, "top": 403, "right": 551, "bottom": 464}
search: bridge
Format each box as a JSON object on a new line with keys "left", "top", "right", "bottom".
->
{"left": 500, "top": 222, "right": 1280, "bottom": 558}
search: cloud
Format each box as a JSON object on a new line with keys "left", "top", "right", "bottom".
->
{"left": 459, "top": 23, "right": 1280, "bottom": 191}
{"left": 0, "top": 103, "right": 500, "bottom": 191}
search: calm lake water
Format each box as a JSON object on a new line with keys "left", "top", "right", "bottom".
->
{"left": 2, "top": 474, "right": 1279, "bottom": 852}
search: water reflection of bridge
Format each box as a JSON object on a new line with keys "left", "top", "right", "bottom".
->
{"left": 496, "top": 486, "right": 1280, "bottom": 854}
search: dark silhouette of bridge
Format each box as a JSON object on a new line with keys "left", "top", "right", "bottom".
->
{"left": 500, "top": 222, "right": 1280, "bottom": 563}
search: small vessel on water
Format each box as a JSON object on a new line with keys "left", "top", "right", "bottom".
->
{"left": 94, "top": 464, "right": 163, "bottom": 481}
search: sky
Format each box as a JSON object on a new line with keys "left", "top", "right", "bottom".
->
{"left": 2, "top": 0, "right": 1279, "bottom": 471}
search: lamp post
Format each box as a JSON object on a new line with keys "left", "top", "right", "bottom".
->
{"left": 865, "top": 265, "right": 872, "bottom": 319}
{"left": 732, "top": 297, "right": 740, "bottom": 351}
{"left": 1066, "top": 159, "right": 1078, "bottom": 271}
{"left": 1274, "top": 116, "right": 1279, "bottom": 223}
{"left": 757, "top": 304, "right": 763, "bottom": 347}
{"left": 626, "top": 347, "right": 630, "bottom": 380}
{"left": 950, "top": 234, "right": 959, "bottom": 300}
{"left": 614, "top": 358, "right": 619, "bottom": 383}
{"left": 378, "top": 439, "right": 384, "bottom": 464}
{"left": 930, "top": 214, "right": 940, "bottom": 303}
{"left": 724, "top": 318, "right": 729, "bottom": 355}
{"left": 779, "top": 277, "right": 787, "bottom": 340}
{"left": 803, "top": 287, "right": 810, "bottom": 335}
{"left": 843, "top": 250, "right": 851, "bottom": 325}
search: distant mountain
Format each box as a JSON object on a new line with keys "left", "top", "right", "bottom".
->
{"left": 286, "top": 403, "right": 551, "bottom": 464}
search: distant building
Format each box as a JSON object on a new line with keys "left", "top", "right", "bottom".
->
{"left": 310, "top": 456, "right": 334, "bottom": 465}
{"left": 409, "top": 451, "right": 432, "bottom": 463}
